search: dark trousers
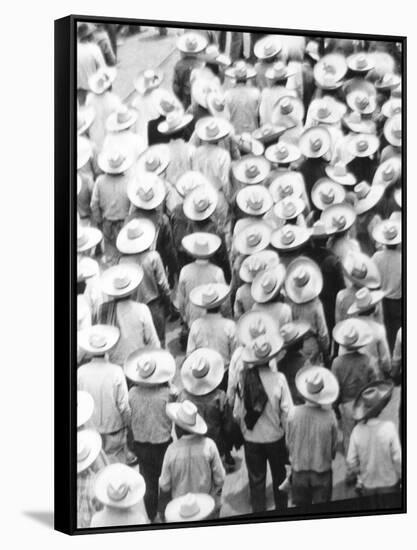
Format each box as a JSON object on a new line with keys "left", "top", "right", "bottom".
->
{"left": 133, "top": 440, "right": 171, "bottom": 521}
{"left": 148, "top": 297, "right": 166, "bottom": 347}
{"left": 244, "top": 438, "right": 288, "bottom": 513}
{"left": 291, "top": 470, "right": 333, "bottom": 507}
{"left": 382, "top": 297, "right": 402, "bottom": 354}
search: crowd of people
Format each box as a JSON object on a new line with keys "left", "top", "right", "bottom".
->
{"left": 76, "top": 22, "right": 403, "bottom": 529}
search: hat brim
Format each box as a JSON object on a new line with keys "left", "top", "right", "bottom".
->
{"left": 311, "top": 180, "right": 346, "bottom": 211}
{"left": 384, "top": 118, "right": 402, "bottom": 148}
{"left": 88, "top": 68, "right": 117, "bottom": 95}
{"left": 77, "top": 257, "right": 99, "bottom": 282}
{"left": 94, "top": 464, "right": 146, "bottom": 508}
{"left": 189, "top": 284, "right": 230, "bottom": 309}
{"left": 101, "top": 263, "right": 144, "bottom": 298}
{"left": 241, "top": 342, "right": 282, "bottom": 364}
{"left": 265, "top": 143, "right": 301, "bottom": 165}
{"left": 106, "top": 112, "right": 138, "bottom": 133}
{"left": 235, "top": 135, "right": 265, "bottom": 156}
{"left": 183, "top": 187, "right": 218, "bottom": 221}
{"left": 77, "top": 391, "right": 94, "bottom": 428}
{"left": 134, "top": 70, "right": 163, "bottom": 95}
{"left": 166, "top": 403, "right": 207, "bottom": 434}
{"left": 372, "top": 226, "right": 401, "bottom": 246}
{"left": 320, "top": 203, "right": 357, "bottom": 234}
{"left": 77, "top": 429, "right": 102, "bottom": 474}
{"left": 236, "top": 187, "right": 273, "bottom": 217}
{"left": 77, "top": 107, "right": 95, "bottom": 136}
{"left": 332, "top": 319, "right": 374, "bottom": 349}
{"left": 181, "top": 348, "right": 224, "bottom": 396}
{"left": 347, "top": 290, "right": 385, "bottom": 315}
{"left": 165, "top": 493, "right": 215, "bottom": 523}
{"left": 98, "top": 154, "right": 135, "bottom": 175}
{"left": 342, "top": 115, "right": 376, "bottom": 135}
{"left": 355, "top": 186, "right": 385, "bottom": 215}
{"left": 372, "top": 157, "right": 401, "bottom": 188}
{"left": 274, "top": 198, "right": 305, "bottom": 220}
{"left": 116, "top": 219, "right": 156, "bottom": 254}
{"left": 348, "top": 135, "right": 380, "bottom": 158}
{"left": 381, "top": 99, "right": 402, "bottom": 119}
{"left": 251, "top": 264, "right": 286, "bottom": 304}
{"left": 237, "top": 310, "right": 277, "bottom": 347}
{"left": 284, "top": 256, "right": 323, "bottom": 305}
{"left": 225, "top": 66, "right": 257, "bottom": 80}
{"left": 234, "top": 222, "right": 272, "bottom": 255}
{"left": 239, "top": 250, "right": 279, "bottom": 283}
{"left": 281, "top": 322, "right": 311, "bottom": 347}
{"left": 78, "top": 325, "right": 120, "bottom": 355}
{"left": 295, "top": 366, "right": 339, "bottom": 406}
{"left": 158, "top": 113, "right": 194, "bottom": 135}
{"left": 342, "top": 254, "right": 381, "bottom": 290}
{"left": 270, "top": 226, "right": 311, "bottom": 251}
{"left": 195, "top": 117, "right": 232, "bottom": 142}
{"left": 127, "top": 179, "right": 166, "bottom": 210}
{"left": 124, "top": 348, "right": 176, "bottom": 385}
{"left": 77, "top": 227, "right": 103, "bottom": 253}
{"left": 352, "top": 381, "right": 394, "bottom": 421}
{"left": 252, "top": 125, "right": 288, "bottom": 144}
{"left": 232, "top": 156, "right": 271, "bottom": 185}
{"left": 325, "top": 166, "right": 357, "bottom": 187}
{"left": 299, "top": 129, "right": 331, "bottom": 159}
{"left": 177, "top": 33, "right": 208, "bottom": 54}
{"left": 182, "top": 232, "right": 221, "bottom": 259}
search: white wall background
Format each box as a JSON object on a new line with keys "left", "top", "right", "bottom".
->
{"left": 1, "top": 0, "right": 414, "bottom": 546}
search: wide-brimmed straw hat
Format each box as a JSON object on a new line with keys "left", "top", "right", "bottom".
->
{"left": 269, "top": 172, "right": 304, "bottom": 203}
{"left": 77, "top": 225, "right": 103, "bottom": 253}
{"left": 98, "top": 148, "right": 135, "bottom": 175}
{"left": 106, "top": 106, "right": 138, "bottom": 132}
{"left": 203, "top": 44, "right": 231, "bottom": 67}
{"left": 237, "top": 310, "right": 276, "bottom": 344}
{"left": 88, "top": 67, "right": 117, "bottom": 95}
{"left": 352, "top": 380, "right": 394, "bottom": 421}
{"left": 137, "top": 144, "right": 170, "bottom": 176}
{"left": 347, "top": 133, "right": 380, "bottom": 158}
{"left": 175, "top": 171, "right": 212, "bottom": 198}
{"left": 347, "top": 52, "right": 375, "bottom": 73}
{"left": 285, "top": 256, "right": 323, "bottom": 304}
{"left": 239, "top": 250, "right": 279, "bottom": 283}
{"left": 116, "top": 218, "right": 156, "bottom": 254}
{"left": 77, "top": 257, "right": 99, "bottom": 283}
{"left": 77, "top": 106, "right": 95, "bottom": 136}
{"left": 153, "top": 89, "right": 182, "bottom": 117}
{"left": 77, "top": 429, "right": 102, "bottom": 474}
{"left": 306, "top": 40, "right": 320, "bottom": 62}
{"left": 375, "top": 73, "right": 401, "bottom": 92}
{"left": 251, "top": 264, "right": 286, "bottom": 303}
{"left": 333, "top": 318, "right": 374, "bottom": 349}
{"left": 241, "top": 332, "right": 284, "bottom": 364}
{"left": 181, "top": 348, "right": 224, "bottom": 396}
{"left": 265, "top": 142, "right": 301, "bottom": 164}
{"left": 254, "top": 35, "right": 282, "bottom": 60}
{"left": 320, "top": 202, "right": 357, "bottom": 234}
{"left": 253, "top": 124, "right": 290, "bottom": 145}
{"left": 77, "top": 22, "right": 96, "bottom": 40}
{"left": 299, "top": 126, "right": 331, "bottom": 158}
{"left": 311, "top": 179, "right": 346, "bottom": 211}
{"left": 274, "top": 196, "right": 305, "bottom": 220}
{"left": 274, "top": 96, "right": 305, "bottom": 123}
{"left": 271, "top": 224, "right": 311, "bottom": 251}
{"left": 177, "top": 32, "right": 208, "bottom": 54}
{"left": 343, "top": 251, "right": 381, "bottom": 289}
{"left": 166, "top": 400, "right": 207, "bottom": 435}
{"left": 94, "top": 463, "right": 146, "bottom": 509}
{"left": 101, "top": 263, "right": 143, "bottom": 298}
{"left": 128, "top": 173, "right": 166, "bottom": 210}
{"left": 234, "top": 221, "right": 272, "bottom": 255}
{"left": 77, "top": 136, "right": 92, "bottom": 170}
{"left": 183, "top": 185, "right": 218, "bottom": 221}
{"left": 265, "top": 61, "right": 295, "bottom": 82}
{"left": 182, "top": 232, "right": 221, "bottom": 259}
{"left": 384, "top": 113, "right": 402, "bottom": 147}
{"left": 309, "top": 97, "right": 343, "bottom": 124}
{"left": 125, "top": 348, "right": 176, "bottom": 385}
{"left": 381, "top": 98, "right": 402, "bottom": 119}
{"left": 325, "top": 162, "right": 357, "bottom": 187}
{"left": 225, "top": 60, "right": 257, "bottom": 81}
{"left": 165, "top": 493, "right": 215, "bottom": 523}
{"left": 190, "top": 283, "right": 230, "bottom": 310}
{"left": 77, "top": 391, "right": 94, "bottom": 428}
{"left": 195, "top": 116, "right": 232, "bottom": 142}
{"left": 206, "top": 90, "right": 230, "bottom": 120}
{"left": 342, "top": 111, "right": 376, "bottom": 135}
{"left": 78, "top": 324, "right": 120, "bottom": 355}
{"left": 191, "top": 79, "right": 220, "bottom": 109}
{"left": 134, "top": 68, "right": 163, "bottom": 95}
{"left": 314, "top": 54, "right": 347, "bottom": 89}
{"left": 372, "top": 156, "right": 401, "bottom": 188}
{"left": 280, "top": 321, "right": 310, "bottom": 348}
{"left": 347, "top": 287, "right": 385, "bottom": 316}
{"left": 296, "top": 365, "right": 339, "bottom": 406}
{"left": 236, "top": 185, "right": 273, "bottom": 216}
{"left": 372, "top": 219, "right": 401, "bottom": 246}
{"left": 394, "top": 188, "right": 402, "bottom": 208}
{"left": 158, "top": 109, "right": 194, "bottom": 135}
{"left": 234, "top": 133, "right": 265, "bottom": 156}
{"left": 353, "top": 182, "right": 385, "bottom": 215}
{"left": 346, "top": 81, "right": 377, "bottom": 115}
{"left": 232, "top": 156, "right": 271, "bottom": 185}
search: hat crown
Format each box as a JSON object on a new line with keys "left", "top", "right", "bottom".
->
{"left": 88, "top": 333, "right": 107, "bottom": 349}
{"left": 193, "top": 192, "right": 211, "bottom": 212}
{"left": 247, "top": 258, "right": 262, "bottom": 276}
{"left": 332, "top": 214, "right": 347, "bottom": 230}
{"left": 382, "top": 164, "right": 395, "bottom": 180}
{"left": 356, "top": 139, "right": 369, "bottom": 153}
{"left": 361, "top": 387, "right": 380, "bottom": 407}
{"left": 263, "top": 41, "right": 276, "bottom": 55}
{"left": 126, "top": 220, "right": 144, "bottom": 240}
{"left": 323, "top": 61, "right": 336, "bottom": 75}
{"left": 201, "top": 284, "right": 219, "bottom": 305}
{"left": 107, "top": 482, "right": 130, "bottom": 502}
{"left": 349, "top": 111, "right": 362, "bottom": 124}
{"left": 185, "top": 36, "right": 198, "bottom": 51}
{"left": 293, "top": 267, "right": 310, "bottom": 287}
{"left": 275, "top": 144, "right": 289, "bottom": 160}
{"left": 310, "top": 137, "right": 323, "bottom": 152}
{"left": 280, "top": 98, "right": 293, "bottom": 115}
{"left": 280, "top": 322, "right": 299, "bottom": 343}
{"left": 77, "top": 439, "right": 91, "bottom": 462}
{"left": 194, "top": 236, "right": 209, "bottom": 254}
{"left": 245, "top": 163, "right": 260, "bottom": 178}
{"left": 180, "top": 494, "right": 200, "bottom": 518}
{"left": 249, "top": 318, "right": 267, "bottom": 339}
{"left": 355, "top": 93, "right": 369, "bottom": 110}
{"left": 344, "top": 325, "right": 359, "bottom": 345}
{"left": 282, "top": 199, "right": 297, "bottom": 217}
{"left": 355, "top": 181, "right": 371, "bottom": 199}
{"left": 355, "top": 287, "right": 372, "bottom": 309}
{"left": 272, "top": 61, "right": 286, "bottom": 78}
{"left": 246, "top": 230, "right": 262, "bottom": 248}
{"left": 177, "top": 400, "right": 198, "bottom": 426}
{"left": 192, "top": 357, "right": 210, "bottom": 379}
{"left": 382, "top": 223, "right": 398, "bottom": 241}
{"left": 279, "top": 183, "right": 294, "bottom": 199}
{"left": 205, "top": 121, "right": 220, "bottom": 138}
{"left": 281, "top": 228, "right": 295, "bottom": 245}
{"left": 319, "top": 186, "right": 335, "bottom": 205}
{"left": 145, "top": 155, "right": 161, "bottom": 171}
{"left": 355, "top": 54, "right": 367, "bottom": 69}
{"left": 166, "top": 110, "right": 184, "bottom": 129}
{"left": 252, "top": 336, "right": 272, "bottom": 359}
{"left": 351, "top": 262, "right": 368, "bottom": 279}
{"left": 235, "top": 61, "right": 248, "bottom": 79}
{"left": 113, "top": 270, "right": 131, "bottom": 290}
{"left": 212, "top": 96, "right": 225, "bottom": 111}
{"left": 137, "top": 358, "right": 157, "bottom": 379}
{"left": 306, "top": 372, "right": 324, "bottom": 394}
{"left": 108, "top": 152, "right": 126, "bottom": 168}
{"left": 137, "top": 181, "right": 155, "bottom": 202}
{"left": 312, "top": 221, "right": 327, "bottom": 236}
{"left": 143, "top": 69, "right": 157, "bottom": 86}
{"left": 392, "top": 121, "right": 402, "bottom": 138}
{"left": 317, "top": 105, "right": 331, "bottom": 119}
{"left": 333, "top": 163, "right": 347, "bottom": 177}
{"left": 116, "top": 107, "right": 131, "bottom": 124}
{"left": 261, "top": 273, "right": 277, "bottom": 294}
{"left": 246, "top": 191, "right": 264, "bottom": 211}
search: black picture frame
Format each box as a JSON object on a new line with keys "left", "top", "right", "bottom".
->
{"left": 55, "top": 14, "right": 406, "bottom": 535}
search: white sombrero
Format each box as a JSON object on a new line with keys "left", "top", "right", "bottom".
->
{"left": 195, "top": 116, "right": 232, "bottom": 142}
{"left": 234, "top": 221, "right": 272, "bottom": 255}
{"left": 372, "top": 219, "right": 401, "bottom": 246}
{"left": 165, "top": 493, "right": 215, "bottom": 523}
{"left": 106, "top": 106, "right": 138, "bottom": 132}
{"left": 77, "top": 136, "right": 92, "bottom": 170}
{"left": 347, "top": 133, "right": 380, "bottom": 158}
{"left": 384, "top": 113, "right": 402, "bottom": 147}
{"left": 325, "top": 162, "right": 357, "bottom": 187}
{"left": 381, "top": 98, "right": 402, "bottom": 119}
{"left": 125, "top": 348, "right": 176, "bottom": 385}
{"left": 265, "top": 141, "right": 301, "bottom": 164}
{"left": 333, "top": 318, "right": 374, "bottom": 349}
{"left": 265, "top": 61, "right": 295, "bottom": 82}
{"left": 346, "top": 80, "right": 377, "bottom": 115}
{"left": 299, "top": 126, "right": 331, "bottom": 159}
{"left": 98, "top": 148, "right": 135, "bottom": 175}
{"left": 296, "top": 366, "right": 339, "bottom": 406}
{"left": 235, "top": 133, "right": 265, "bottom": 157}
{"left": 183, "top": 185, "right": 218, "bottom": 221}
{"left": 134, "top": 68, "right": 163, "bottom": 95}
{"left": 77, "top": 429, "right": 102, "bottom": 474}
{"left": 270, "top": 224, "right": 311, "bottom": 251}
{"left": 78, "top": 324, "right": 120, "bottom": 355}
{"left": 311, "top": 178, "right": 346, "bottom": 211}
{"left": 88, "top": 67, "right": 117, "bottom": 95}
{"left": 273, "top": 96, "right": 305, "bottom": 124}
{"left": 239, "top": 250, "right": 279, "bottom": 284}
{"left": 225, "top": 60, "right": 257, "bottom": 81}
{"left": 136, "top": 144, "right": 170, "bottom": 176}
{"left": 342, "top": 111, "right": 377, "bottom": 135}
{"left": 94, "top": 464, "right": 146, "bottom": 509}
{"left": 77, "top": 391, "right": 94, "bottom": 428}
{"left": 77, "top": 106, "right": 95, "bottom": 136}
{"left": 177, "top": 32, "right": 208, "bottom": 54}
{"left": 320, "top": 202, "right": 357, "bottom": 234}
{"left": 153, "top": 89, "right": 183, "bottom": 117}
{"left": 251, "top": 264, "right": 286, "bottom": 304}
{"left": 116, "top": 218, "right": 156, "bottom": 254}
{"left": 128, "top": 173, "right": 166, "bottom": 210}
{"left": 372, "top": 156, "right": 401, "bottom": 188}
{"left": 309, "top": 97, "right": 343, "bottom": 124}
{"left": 181, "top": 348, "right": 224, "bottom": 396}
{"left": 158, "top": 110, "right": 194, "bottom": 135}
{"left": 190, "top": 283, "right": 230, "bottom": 310}
{"left": 353, "top": 182, "right": 385, "bottom": 215}
{"left": 347, "top": 287, "right": 385, "bottom": 316}
{"left": 342, "top": 251, "right": 381, "bottom": 290}
{"left": 232, "top": 156, "right": 271, "bottom": 185}
{"left": 182, "top": 232, "right": 221, "bottom": 259}
{"left": 314, "top": 54, "right": 347, "bottom": 89}
{"left": 254, "top": 35, "right": 282, "bottom": 60}
{"left": 347, "top": 52, "right": 375, "bottom": 73}
{"left": 77, "top": 256, "right": 99, "bottom": 283}
{"left": 236, "top": 185, "right": 273, "bottom": 216}
{"left": 206, "top": 90, "right": 230, "bottom": 120}
{"left": 101, "top": 263, "right": 144, "bottom": 298}
{"left": 175, "top": 171, "right": 212, "bottom": 198}
{"left": 269, "top": 172, "right": 304, "bottom": 203}
{"left": 285, "top": 256, "right": 323, "bottom": 304}
{"left": 274, "top": 196, "right": 306, "bottom": 220}
{"left": 77, "top": 225, "right": 103, "bottom": 253}
{"left": 166, "top": 400, "right": 207, "bottom": 435}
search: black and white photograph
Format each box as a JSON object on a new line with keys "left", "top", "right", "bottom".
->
{"left": 73, "top": 17, "right": 404, "bottom": 532}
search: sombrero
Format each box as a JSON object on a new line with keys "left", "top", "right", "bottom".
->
{"left": 225, "top": 60, "right": 257, "bottom": 81}
{"left": 280, "top": 321, "right": 310, "bottom": 348}
{"left": 77, "top": 225, "right": 103, "bottom": 253}
{"left": 195, "top": 116, "right": 232, "bottom": 142}
{"left": 232, "top": 156, "right": 271, "bottom": 185}
{"left": 158, "top": 110, "right": 194, "bottom": 135}
{"left": 234, "top": 133, "right": 265, "bottom": 157}
{"left": 265, "top": 61, "right": 295, "bottom": 82}
{"left": 239, "top": 250, "right": 279, "bottom": 284}
{"left": 183, "top": 184, "right": 218, "bottom": 221}
{"left": 325, "top": 162, "right": 357, "bottom": 187}
{"left": 241, "top": 331, "right": 284, "bottom": 365}
{"left": 353, "top": 181, "right": 385, "bottom": 215}
{"left": 116, "top": 218, "right": 156, "bottom": 254}
{"left": 189, "top": 283, "right": 230, "bottom": 310}
{"left": 78, "top": 324, "right": 120, "bottom": 355}
{"left": 347, "top": 134, "right": 380, "bottom": 158}
{"left": 375, "top": 73, "right": 401, "bottom": 92}
{"left": 177, "top": 32, "right": 208, "bottom": 54}
{"left": 124, "top": 348, "right": 176, "bottom": 385}
{"left": 127, "top": 173, "right": 166, "bottom": 210}
{"left": 274, "top": 196, "right": 306, "bottom": 220}
{"left": 346, "top": 82, "right": 377, "bottom": 115}
{"left": 270, "top": 224, "right": 311, "bottom": 251}
{"left": 342, "top": 251, "right": 381, "bottom": 289}
{"left": 165, "top": 493, "right": 215, "bottom": 523}
{"left": 237, "top": 310, "right": 276, "bottom": 346}
{"left": 314, "top": 53, "right": 347, "bottom": 89}
{"left": 347, "top": 52, "right": 375, "bottom": 73}
{"left": 77, "top": 256, "right": 99, "bottom": 283}
{"left": 191, "top": 78, "right": 220, "bottom": 109}
{"left": 136, "top": 144, "right": 170, "bottom": 176}
{"left": 372, "top": 219, "right": 401, "bottom": 246}
{"left": 333, "top": 318, "right": 374, "bottom": 349}
{"left": 77, "top": 136, "right": 92, "bottom": 170}
{"left": 347, "top": 287, "right": 385, "bottom": 316}
{"left": 251, "top": 264, "right": 286, "bottom": 303}
{"left": 352, "top": 380, "right": 394, "bottom": 421}
{"left": 77, "top": 391, "right": 94, "bottom": 428}
{"left": 254, "top": 35, "right": 282, "bottom": 60}
{"left": 77, "top": 429, "right": 102, "bottom": 474}
{"left": 206, "top": 90, "right": 230, "bottom": 120}
{"left": 265, "top": 141, "right": 301, "bottom": 164}
{"left": 134, "top": 68, "right": 163, "bottom": 95}
{"left": 94, "top": 464, "right": 146, "bottom": 509}
{"left": 296, "top": 365, "right": 339, "bottom": 406}
{"left": 381, "top": 98, "right": 402, "bottom": 119}
{"left": 309, "top": 97, "right": 343, "bottom": 124}
{"left": 299, "top": 126, "right": 331, "bottom": 158}
{"left": 236, "top": 185, "right": 273, "bottom": 216}
{"left": 175, "top": 171, "right": 212, "bottom": 198}
{"left": 372, "top": 156, "right": 401, "bottom": 188}
{"left": 252, "top": 124, "right": 289, "bottom": 145}
{"left": 234, "top": 221, "right": 272, "bottom": 255}
{"left": 88, "top": 67, "right": 117, "bottom": 95}
{"left": 320, "top": 202, "right": 357, "bottom": 234}
{"left": 274, "top": 96, "right": 305, "bottom": 124}
{"left": 77, "top": 22, "right": 96, "bottom": 40}
{"left": 101, "top": 263, "right": 143, "bottom": 298}
{"left": 166, "top": 400, "right": 207, "bottom": 435}
{"left": 181, "top": 348, "right": 224, "bottom": 396}
{"left": 106, "top": 106, "right": 138, "bottom": 132}
{"left": 342, "top": 111, "right": 377, "bottom": 135}
{"left": 269, "top": 172, "right": 304, "bottom": 203}
{"left": 153, "top": 89, "right": 182, "bottom": 117}
{"left": 285, "top": 256, "right": 323, "bottom": 304}
{"left": 384, "top": 113, "right": 402, "bottom": 147}
{"left": 98, "top": 148, "right": 135, "bottom": 175}
{"left": 182, "top": 232, "right": 221, "bottom": 259}
{"left": 203, "top": 44, "right": 232, "bottom": 67}
{"left": 77, "top": 106, "right": 95, "bottom": 136}
{"left": 311, "top": 178, "right": 346, "bottom": 211}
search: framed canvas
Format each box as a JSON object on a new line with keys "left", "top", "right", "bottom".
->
{"left": 54, "top": 14, "right": 406, "bottom": 535}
